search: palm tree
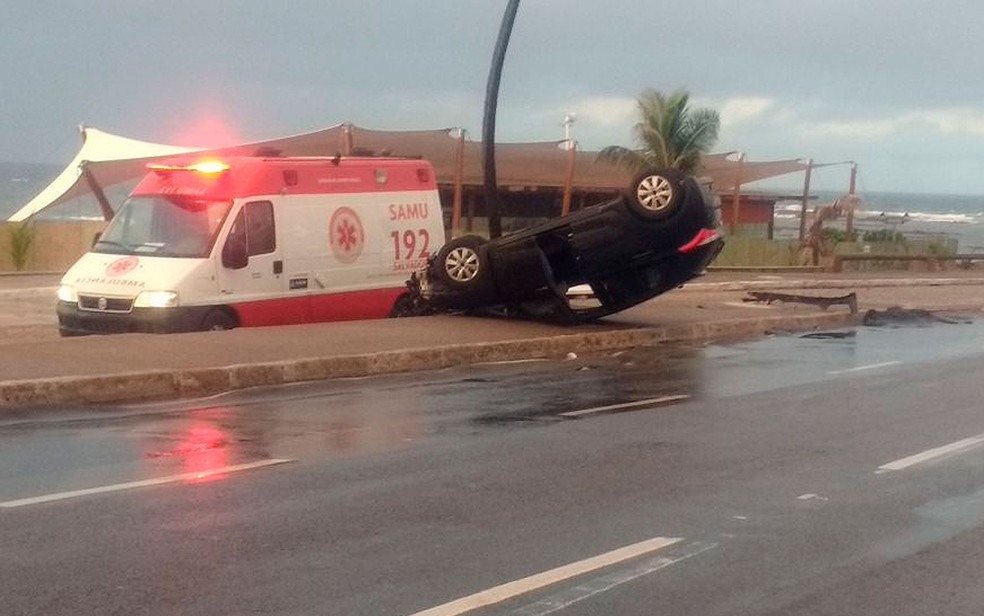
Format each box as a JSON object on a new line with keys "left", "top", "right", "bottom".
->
{"left": 597, "top": 89, "right": 720, "bottom": 175}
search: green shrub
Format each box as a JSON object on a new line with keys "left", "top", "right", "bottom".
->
{"left": 7, "top": 222, "right": 36, "bottom": 271}
{"left": 862, "top": 229, "right": 904, "bottom": 243}
{"left": 821, "top": 228, "right": 857, "bottom": 244}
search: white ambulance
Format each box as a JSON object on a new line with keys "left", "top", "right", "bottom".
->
{"left": 56, "top": 156, "right": 446, "bottom": 335}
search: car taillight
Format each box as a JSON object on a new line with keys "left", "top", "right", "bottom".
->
{"left": 678, "top": 228, "right": 720, "bottom": 253}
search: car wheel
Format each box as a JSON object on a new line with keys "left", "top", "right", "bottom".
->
{"left": 436, "top": 235, "right": 488, "bottom": 289}
{"left": 201, "top": 308, "right": 236, "bottom": 331}
{"left": 625, "top": 168, "right": 685, "bottom": 221}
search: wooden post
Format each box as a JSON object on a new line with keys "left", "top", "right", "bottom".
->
{"left": 730, "top": 153, "right": 745, "bottom": 234}
{"left": 81, "top": 162, "right": 115, "bottom": 221}
{"left": 798, "top": 159, "right": 813, "bottom": 241}
{"left": 845, "top": 161, "right": 857, "bottom": 236}
{"left": 342, "top": 123, "right": 354, "bottom": 156}
{"left": 561, "top": 140, "right": 576, "bottom": 216}
{"left": 451, "top": 129, "right": 466, "bottom": 237}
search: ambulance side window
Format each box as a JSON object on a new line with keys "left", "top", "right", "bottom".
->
{"left": 245, "top": 201, "right": 276, "bottom": 256}
{"left": 222, "top": 210, "right": 248, "bottom": 269}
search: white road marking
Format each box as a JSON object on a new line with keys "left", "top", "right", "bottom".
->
{"left": 0, "top": 459, "right": 293, "bottom": 508}
{"left": 480, "top": 359, "right": 551, "bottom": 366}
{"left": 511, "top": 542, "right": 717, "bottom": 616}
{"left": 723, "top": 301, "right": 774, "bottom": 309}
{"left": 0, "top": 286, "right": 57, "bottom": 297}
{"left": 828, "top": 361, "right": 902, "bottom": 375}
{"left": 559, "top": 395, "right": 690, "bottom": 418}
{"left": 877, "top": 434, "right": 984, "bottom": 473}
{"left": 406, "top": 536, "right": 683, "bottom": 616}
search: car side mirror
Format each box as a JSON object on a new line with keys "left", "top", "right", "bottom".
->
{"left": 222, "top": 237, "right": 249, "bottom": 269}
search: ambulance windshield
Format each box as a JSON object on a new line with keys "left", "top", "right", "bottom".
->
{"left": 94, "top": 196, "right": 232, "bottom": 258}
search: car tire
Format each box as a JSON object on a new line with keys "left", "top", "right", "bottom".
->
{"left": 435, "top": 235, "right": 489, "bottom": 291}
{"left": 201, "top": 308, "right": 236, "bottom": 331}
{"left": 625, "top": 168, "right": 685, "bottom": 221}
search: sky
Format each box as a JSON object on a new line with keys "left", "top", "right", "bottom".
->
{"left": 3, "top": 0, "right": 984, "bottom": 195}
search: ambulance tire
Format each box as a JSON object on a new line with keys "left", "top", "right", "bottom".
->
{"left": 624, "top": 168, "right": 685, "bottom": 222}
{"left": 201, "top": 308, "right": 236, "bottom": 331}
{"left": 435, "top": 235, "right": 491, "bottom": 294}
{"left": 389, "top": 292, "right": 432, "bottom": 318}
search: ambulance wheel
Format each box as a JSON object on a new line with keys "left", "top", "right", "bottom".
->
{"left": 201, "top": 308, "right": 236, "bottom": 331}
{"left": 389, "top": 292, "right": 431, "bottom": 317}
{"left": 625, "top": 168, "right": 684, "bottom": 221}
{"left": 436, "top": 235, "right": 489, "bottom": 291}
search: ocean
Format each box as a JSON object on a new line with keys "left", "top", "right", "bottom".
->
{"left": 773, "top": 190, "right": 984, "bottom": 252}
{"left": 4, "top": 161, "right": 984, "bottom": 252}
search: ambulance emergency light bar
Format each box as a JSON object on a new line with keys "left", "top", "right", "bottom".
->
{"left": 147, "top": 160, "right": 231, "bottom": 176}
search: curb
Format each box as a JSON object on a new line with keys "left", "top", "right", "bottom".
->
{"left": 684, "top": 278, "right": 984, "bottom": 292}
{"left": 3, "top": 278, "right": 983, "bottom": 298}
{"left": 0, "top": 311, "right": 861, "bottom": 410}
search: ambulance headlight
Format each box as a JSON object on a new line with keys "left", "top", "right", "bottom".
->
{"left": 134, "top": 290, "right": 179, "bottom": 308}
{"left": 57, "top": 284, "right": 77, "bottom": 303}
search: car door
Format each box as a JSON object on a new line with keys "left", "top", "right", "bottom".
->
{"left": 216, "top": 201, "right": 286, "bottom": 325}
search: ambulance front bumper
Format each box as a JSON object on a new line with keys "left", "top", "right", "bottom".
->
{"left": 57, "top": 301, "right": 211, "bottom": 335}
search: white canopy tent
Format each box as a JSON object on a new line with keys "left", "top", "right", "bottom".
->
{"left": 7, "top": 124, "right": 354, "bottom": 222}
{"left": 9, "top": 123, "right": 811, "bottom": 223}
{"left": 7, "top": 126, "right": 199, "bottom": 222}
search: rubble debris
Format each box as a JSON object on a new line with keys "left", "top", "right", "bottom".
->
{"left": 800, "top": 331, "right": 857, "bottom": 339}
{"left": 744, "top": 291, "right": 858, "bottom": 313}
{"left": 862, "top": 307, "right": 967, "bottom": 327}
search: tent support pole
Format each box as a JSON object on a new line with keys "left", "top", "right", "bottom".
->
{"left": 451, "top": 129, "right": 465, "bottom": 238}
{"left": 342, "top": 124, "right": 354, "bottom": 156}
{"left": 81, "top": 163, "right": 115, "bottom": 221}
{"left": 561, "top": 140, "right": 576, "bottom": 216}
{"left": 730, "top": 153, "right": 745, "bottom": 234}
{"left": 845, "top": 162, "right": 857, "bottom": 236}
{"left": 798, "top": 159, "right": 813, "bottom": 241}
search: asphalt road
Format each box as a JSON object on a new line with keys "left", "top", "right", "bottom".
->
{"left": 4, "top": 318, "right": 984, "bottom": 615}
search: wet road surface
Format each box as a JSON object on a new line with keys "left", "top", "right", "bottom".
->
{"left": 4, "top": 316, "right": 984, "bottom": 614}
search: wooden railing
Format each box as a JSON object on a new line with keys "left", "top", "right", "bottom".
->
{"left": 831, "top": 253, "right": 984, "bottom": 273}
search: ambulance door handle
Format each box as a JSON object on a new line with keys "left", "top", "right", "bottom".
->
{"left": 273, "top": 260, "right": 283, "bottom": 275}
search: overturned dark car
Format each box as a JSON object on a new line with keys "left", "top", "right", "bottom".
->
{"left": 403, "top": 168, "right": 724, "bottom": 323}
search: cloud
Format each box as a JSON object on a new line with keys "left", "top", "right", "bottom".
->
{"left": 716, "top": 97, "right": 776, "bottom": 128}
{"left": 918, "top": 108, "right": 984, "bottom": 136}
{"left": 798, "top": 107, "right": 984, "bottom": 141}
{"left": 801, "top": 117, "right": 904, "bottom": 140}
{"left": 572, "top": 96, "right": 637, "bottom": 128}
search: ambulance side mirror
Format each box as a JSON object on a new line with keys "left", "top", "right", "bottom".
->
{"left": 222, "top": 237, "right": 249, "bottom": 270}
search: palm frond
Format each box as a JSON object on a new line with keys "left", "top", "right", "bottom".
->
{"left": 599, "top": 87, "right": 720, "bottom": 175}
{"left": 596, "top": 146, "right": 647, "bottom": 172}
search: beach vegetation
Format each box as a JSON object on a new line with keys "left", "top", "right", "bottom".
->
{"left": 925, "top": 239, "right": 953, "bottom": 255}
{"left": 822, "top": 228, "right": 857, "bottom": 244}
{"left": 597, "top": 89, "right": 720, "bottom": 175}
{"left": 862, "top": 229, "right": 904, "bottom": 243}
{"left": 6, "top": 221, "right": 36, "bottom": 271}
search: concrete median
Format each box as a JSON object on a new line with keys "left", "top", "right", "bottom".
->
{"left": 0, "top": 310, "right": 862, "bottom": 409}
{"left": 4, "top": 268, "right": 983, "bottom": 410}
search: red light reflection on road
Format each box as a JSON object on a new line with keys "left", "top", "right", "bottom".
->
{"left": 181, "top": 424, "right": 230, "bottom": 482}
{"left": 145, "top": 422, "right": 231, "bottom": 483}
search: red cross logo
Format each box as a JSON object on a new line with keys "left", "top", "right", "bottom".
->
{"left": 329, "top": 207, "right": 365, "bottom": 264}
{"left": 105, "top": 256, "right": 138, "bottom": 277}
